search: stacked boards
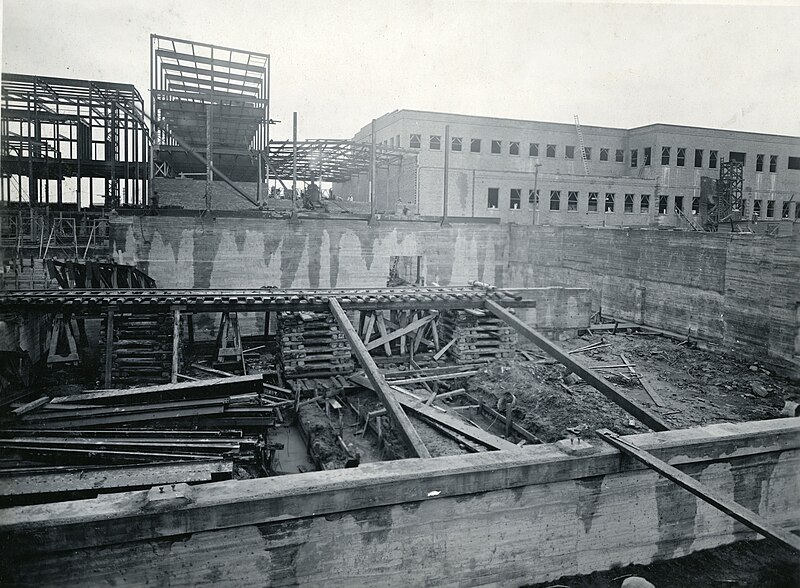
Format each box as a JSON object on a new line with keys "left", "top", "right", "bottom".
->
{"left": 277, "top": 311, "right": 354, "bottom": 379}
{"left": 438, "top": 309, "right": 517, "bottom": 364}
{"left": 100, "top": 311, "right": 176, "bottom": 387}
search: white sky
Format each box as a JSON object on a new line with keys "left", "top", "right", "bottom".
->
{"left": 3, "top": 0, "right": 800, "bottom": 141}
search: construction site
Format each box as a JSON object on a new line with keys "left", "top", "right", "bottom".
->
{"left": 0, "top": 22, "right": 799, "bottom": 588}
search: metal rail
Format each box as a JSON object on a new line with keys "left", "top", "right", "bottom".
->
{"left": 0, "top": 285, "right": 531, "bottom": 314}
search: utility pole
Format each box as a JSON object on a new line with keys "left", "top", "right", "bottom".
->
{"left": 531, "top": 159, "right": 541, "bottom": 226}
{"left": 291, "top": 111, "right": 298, "bottom": 221}
{"left": 442, "top": 125, "right": 450, "bottom": 226}
{"left": 369, "top": 119, "right": 376, "bottom": 223}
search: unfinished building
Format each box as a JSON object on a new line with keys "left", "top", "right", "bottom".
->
{"left": 0, "top": 33, "right": 799, "bottom": 588}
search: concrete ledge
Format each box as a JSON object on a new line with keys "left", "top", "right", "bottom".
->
{"left": 1, "top": 417, "right": 797, "bottom": 557}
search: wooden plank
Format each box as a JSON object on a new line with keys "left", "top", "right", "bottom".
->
{"left": 365, "top": 313, "right": 436, "bottom": 351}
{"left": 597, "top": 428, "right": 800, "bottom": 553}
{"left": 0, "top": 459, "right": 233, "bottom": 496}
{"left": 465, "top": 392, "right": 541, "bottom": 444}
{"left": 191, "top": 364, "right": 236, "bottom": 377}
{"left": 391, "top": 389, "right": 522, "bottom": 452}
{"left": 385, "top": 371, "right": 480, "bottom": 385}
{"left": 328, "top": 298, "right": 431, "bottom": 458}
{"left": 352, "top": 374, "right": 519, "bottom": 452}
{"left": 432, "top": 337, "right": 457, "bottom": 360}
{"left": 104, "top": 309, "right": 114, "bottom": 387}
{"left": 23, "top": 405, "right": 226, "bottom": 429}
{"left": 171, "top": 308, "right": 180, "bottom": 384}
{"left": 49, "top": 375, "right": 263, "bottom": 405}
{"left": 484, "top": 300, "right": 670, "bottom": 432}
{"left": 374, "top": 311, "right": 392, "bottom": 356}
{"left": 639, "top": 375, "right": 667, "bottom": 407}
{"left": 12, "top": 396, "right": 51, "bottom": 416}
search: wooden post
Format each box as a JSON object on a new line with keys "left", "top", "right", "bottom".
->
{"left": 505, "top": 396, "right": 513, "bottom": 438}
{"left": 328, "top": 298, "right": 430, "bottom": 458}
{"left": 485, "top": 300, "right": 670, "bottom": 432}
{"left": 597, "top": 428, "right": 800, "bottom": 553}
{"left": 187, "top": 313, "right": 195, "bottom": 353}
{"left": 171, "top": 308, "right": 181, "bottom": 384}
{"left": 104, "top": 308, "right": 114, "bottom": 388}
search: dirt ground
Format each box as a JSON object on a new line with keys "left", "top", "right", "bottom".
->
{"left": 465, "top": 331, "right": 799, "bottom": 443}
{"left": 523, "top": 537, "right": 800, "bottom": 588}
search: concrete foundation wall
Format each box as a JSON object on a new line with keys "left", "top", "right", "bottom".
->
{"left": 107, "top": 214, "right": 799, "bottom": 378}
{"left": 505, "top": 225, "right": 800, "bottom": 379}
{"left": 2, "top": 418, "right": 797, "bottom": 587}
{"left": 110, "top": 216, "right": 509, "bottom": 290}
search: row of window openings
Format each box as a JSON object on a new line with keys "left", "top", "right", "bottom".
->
{"left": 410, "top": 134, "right": 625, "bottom": 161}
{"left": 750, "top": 200, "right": 800, "bottom": 219}
{"left": 490, "top": 189, "right": 800, "bottom": 219}
{"left": 488, "top": 189, "right": 706, "bottom": 216}
{"left": 406, "top": 134, "right": 800, "bottom": 172}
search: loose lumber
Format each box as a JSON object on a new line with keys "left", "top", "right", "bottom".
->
{"left": 365, "top": 313, "right": 436, "bottom": 351}
{"left": 597, "top": 428, "right": 800, "bottom": 553}
{"left": 12, "top": 397, "right": 51, "bottom": 416}
{"left": 464, "top": 392, "right": 542, "bottom": 444}
{"left": 329, "top": 298, "right": 431, "bottom": 458}
{"left": 0, "top": 459, "right": 233, "bottom": 496}
{"left": 485, "top": 300, "right": 670, "bottom": 432}
{"left": 351, "top": 374, "right": 520, "bottom": 452}
{"left": 391, "top": 390, "right": 522, "bottom": 452}
{"left": 638, "top": 375, "right": 667, "bottom": 407}
{"left": 49, "top": 375, "right": 263, "bottom": 405}
{"left": 433, "top": 337, "right": 457, "bottom": 360}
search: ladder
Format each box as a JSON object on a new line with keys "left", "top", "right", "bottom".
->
{"left": 573, "top": 115, "right": 590, "bottom": 175}
{"left": 674, "top": 205, "right": 702, "bottom": 231}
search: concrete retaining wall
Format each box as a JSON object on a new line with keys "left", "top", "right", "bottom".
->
{"left": 107, "top": 214, "right": 799, "bottom": 378}
{"left": 110, "top": 216, "right": 510, "bottom": 290}
{"left": 1, "top": 418, "right": 797, "bottom": 586}
{"left": 505, "top": 225, "right": 800, "bottom": 379}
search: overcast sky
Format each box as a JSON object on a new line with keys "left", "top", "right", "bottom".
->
{"left": 3, "top": 0, "right": 799, "bottom": 140}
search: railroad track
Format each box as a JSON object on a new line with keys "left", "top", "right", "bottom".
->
{"left": 0, "top": 285, "right": 532, "bottom": 313}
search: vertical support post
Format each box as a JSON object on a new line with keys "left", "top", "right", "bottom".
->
{"left": 205, "top": 103, "right": 213, "bottom": 211}
{"left": 149, "top": 34, "right": 156, "bottom": 204}
{"left": 257, "top": 153, "right": 263, "bottom": 205}
{"left": 292, "top": 111, "right": 298, "bottom": 215}
{"left": 187, "top": 312, "right": 195, "bottom": 353}
{"left": 104, "top": 308, "right": 114, "bottom": 388}
{"left": 442, "top": 124, "right": 450, "bottom": 225}
{"left": 76, "top": 99, "right": 82, "bottom": 210}
{"left": 57, "top": 156, "right": 63, "bottom": 205}
{"left": 171, "top": 307, "right": 181, "bottom": 384}
{"left": 369, "top": 119, "right": 376, "bottom": 218}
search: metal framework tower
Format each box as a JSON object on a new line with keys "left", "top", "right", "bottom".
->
{"left": 706, "top": 158, "right": 744, "bottom": 231}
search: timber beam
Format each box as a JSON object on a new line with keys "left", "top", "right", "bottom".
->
{"left": 0, "top": 286, "right": 533, "bottom": 314}
{"left": 328, "top": 298, "right": 430, "bottom": 458}
{"left": 485, "top": 300, "right": 670, "bottom": 432}
{"left": 597, "top": 428, "right": 800, "bottom": 553}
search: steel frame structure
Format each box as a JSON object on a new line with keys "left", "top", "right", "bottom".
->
{"left": 150, "top": 34, "right": 270, "bottom": 193}
{"left": 266, "top": 139, "right": 410, "bottom": 184}
{"left": 1, "top": 74, "right": 149, "bottom": 208}
{"left": 709, "top": 158, "right": 744, "bottom": 231}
